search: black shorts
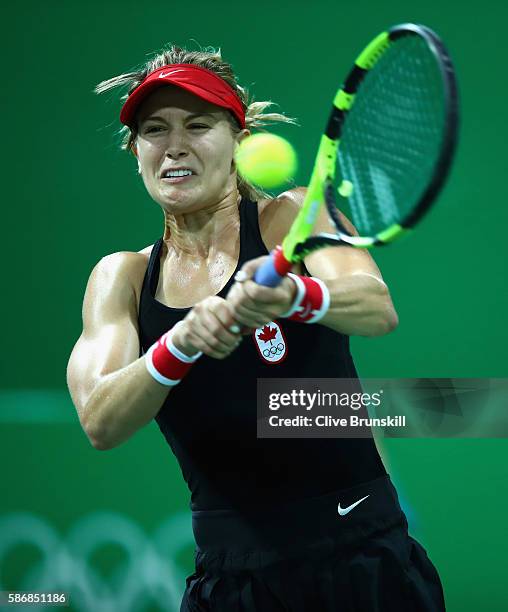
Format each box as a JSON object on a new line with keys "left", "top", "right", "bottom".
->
{"left": 181, "top": 475, "right": 445, "bottom": 611}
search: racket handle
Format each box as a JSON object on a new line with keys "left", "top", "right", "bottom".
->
{"left": 254, "top": 247, "right": 292, "bottom": 287}
{"left": 254, "top": 256, "right": 283, "bottom": 286}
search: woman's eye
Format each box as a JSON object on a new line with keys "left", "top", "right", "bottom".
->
{"left": 144, "top": 124, "right": 208, "bottom": 133}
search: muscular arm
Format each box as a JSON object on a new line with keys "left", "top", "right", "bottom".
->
{"left": 67, "top": 252, "right": 242, "bottom": 450}
{"left": 66, "top": 253, "right": 171, "bottom": 450}
{"left": 259, "top": 187, "right": 399, "bottom": 337}
{"left": 305, "top": 256, "right": 398, "bottom": 336}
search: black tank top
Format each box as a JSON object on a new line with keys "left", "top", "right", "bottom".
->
{"left": 138, "top": 198, "right": 386, "bottom": 511}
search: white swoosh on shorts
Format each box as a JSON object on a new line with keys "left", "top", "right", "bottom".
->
{"left": 337, "top": 494, "right": 369, "bottom": 516}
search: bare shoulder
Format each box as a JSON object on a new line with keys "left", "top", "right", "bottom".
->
{"left": 259, "top": 185, "right": 358, "bottom": 241}
{"left": 87, "top": 245, "right": 155, "bottom": 310}
{"left": 258, "top": 186, "right": 306, "bottom": 216}
{"left": 258, "top": 187, "right": 307, "bottom": 251}
{"left": 92, "top": 248, "right": 150, "bottom": 282}
{"left": 138, "top": 243, "right": 156, "bottom": 257}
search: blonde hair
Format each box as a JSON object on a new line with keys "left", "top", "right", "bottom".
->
{"left": 94, "top": 44, "right": 298, "bottom": 202}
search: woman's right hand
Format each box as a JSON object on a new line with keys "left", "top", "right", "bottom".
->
{"left": 171, "top": 296, "right": 243, "bottom": 360}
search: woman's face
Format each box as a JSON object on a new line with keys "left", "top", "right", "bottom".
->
{"left": 134, "top": 85, "right": 249, "bottom": 212}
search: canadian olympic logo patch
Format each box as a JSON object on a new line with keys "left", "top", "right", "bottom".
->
{"left": 253, "top": 322, "right": 287, "bottom": 364}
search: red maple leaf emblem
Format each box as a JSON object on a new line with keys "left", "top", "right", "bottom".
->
{"left": 257, "top": 325, "right": 278, "bottom": 344}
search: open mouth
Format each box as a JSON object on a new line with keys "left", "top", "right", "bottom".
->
{"left": 161, "top": 169, "right": 196, "bottom": 184}
{"left": 161, "top": 174, "right": 194, "bottom": 184}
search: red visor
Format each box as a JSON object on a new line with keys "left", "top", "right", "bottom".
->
{"left": 119, "top": 64, "right": 246, "bottom": 129}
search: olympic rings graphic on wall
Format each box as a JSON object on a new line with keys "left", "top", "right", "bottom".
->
{"left": 0, "top": 511, "right": 194, "bottom": 611}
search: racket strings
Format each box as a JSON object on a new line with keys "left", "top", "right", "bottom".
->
{"left": 338, "top": 35, "right": 446, "bottom": 236}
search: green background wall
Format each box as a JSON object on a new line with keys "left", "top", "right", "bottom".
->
{"left": 1, "top": 0, "right": 506, "bottom": 610}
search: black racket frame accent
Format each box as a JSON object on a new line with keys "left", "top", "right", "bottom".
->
{"left": 293, "top": 181, "right": 353, "bottom": 258}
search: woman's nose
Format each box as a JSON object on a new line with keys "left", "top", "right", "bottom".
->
{"left": 165, "top": 148, "right": 188, "bottom": 160}
{"left": 164, "top": 130, "right": 189, "bottom": 159}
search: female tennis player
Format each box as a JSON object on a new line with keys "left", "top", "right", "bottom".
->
{"left": 67, "top": 45, "right": 446, "bottom": 611}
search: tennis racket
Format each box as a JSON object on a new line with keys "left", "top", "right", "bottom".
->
{"left": 254, "top": 22, "right": 459, "bottom": 287}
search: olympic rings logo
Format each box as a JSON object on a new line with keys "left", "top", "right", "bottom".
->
{"left": 0, "top": 511, "right": 194, "bottom": 611}
{"left": 262, "top": 343, "right": 285, "bottom": 358}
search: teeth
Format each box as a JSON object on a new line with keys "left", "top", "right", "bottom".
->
{"left": 164, "top": 169, "right": 193, "bottom": 178}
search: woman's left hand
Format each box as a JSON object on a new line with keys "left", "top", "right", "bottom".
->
{"left": 227, "top": 256, "right": 297, "bottom": 330}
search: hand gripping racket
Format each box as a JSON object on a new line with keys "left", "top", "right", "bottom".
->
{"left": 254, "top": 23, "right": 459, "bottom": 287}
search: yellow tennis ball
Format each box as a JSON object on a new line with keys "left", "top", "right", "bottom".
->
{"left": 235, "top": 133, "right": 297, "bottom": 189}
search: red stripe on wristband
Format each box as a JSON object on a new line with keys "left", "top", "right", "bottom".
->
{"left": 284, "top": 274, "right": 330, "bottom": 324}
{"left": 145, "top": 328, "right": 202, "bottom": 386}
{"left": 151, "top": 335, "right": 194, "bottom": 381}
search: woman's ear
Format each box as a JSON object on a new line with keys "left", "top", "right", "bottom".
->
{"left": 237, "top": 129, "right": 251, "bottom": 146}
{"left": 130, "top": 143, "right": 142, "bottom": 174}
{"left": 232, "top": 129, "right": 251, "bottom": 170}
